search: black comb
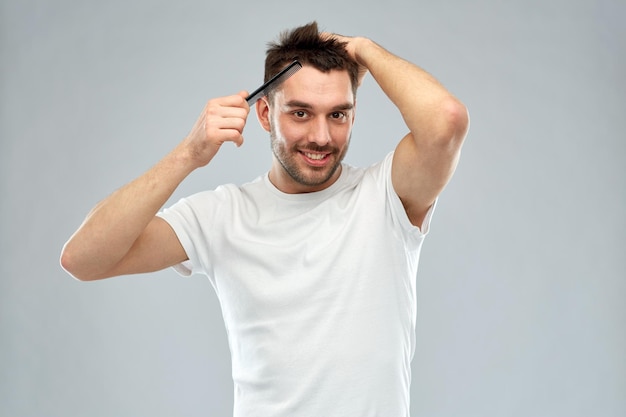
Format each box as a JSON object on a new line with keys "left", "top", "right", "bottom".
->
{"left": 246, "top": 60, "right": 302, "bottom": 104}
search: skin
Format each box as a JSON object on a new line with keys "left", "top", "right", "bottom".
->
{"left": 60, "top": 34, "right": 468, "bottom": 281}
{"left": 257, "top": 66, "right": 355, "bottom": 194}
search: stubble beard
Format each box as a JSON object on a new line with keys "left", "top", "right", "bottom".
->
{"left": 269, "top": 124, "right": 350, "bottom": 189}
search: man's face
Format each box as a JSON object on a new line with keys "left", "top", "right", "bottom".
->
{"left": 257, "top": 66, "right": 355, "bottom": 194}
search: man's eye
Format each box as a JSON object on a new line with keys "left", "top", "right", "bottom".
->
{"left": 293, "top": 111, "right": 307, "bottom": 118}
{"left": 331, "top": 112, "right": 346, "bottom": 120}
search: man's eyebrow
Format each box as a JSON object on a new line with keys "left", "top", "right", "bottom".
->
{"left": 284, "top": 100, "right": 354, "bottom": 111}
{"left": 331, "top": 103, "right": 355, "bottom": 111}
{"left": 284, "top": 100, "right": 313, "bottom": 109}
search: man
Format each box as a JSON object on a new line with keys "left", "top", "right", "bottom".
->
{"left": 61, "top": 22, "right": 468, "bottom": 416}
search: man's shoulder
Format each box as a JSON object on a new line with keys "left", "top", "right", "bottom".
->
{"left": 343, "top": 152, "right": 394, "bottom": 184}
{"left": 168, "top": 178, "right": 257, "bottom": 215}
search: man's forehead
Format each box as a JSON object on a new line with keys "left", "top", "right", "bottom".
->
{"left": 275, "top": 66, "right": 354, "bottom": 106}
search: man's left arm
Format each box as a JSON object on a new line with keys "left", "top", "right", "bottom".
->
{"left": 337, "top": 35, "right": 469, "bottom": 228}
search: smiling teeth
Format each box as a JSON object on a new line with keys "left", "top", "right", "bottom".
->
{"left": 305, "top": 153, "right": 325, "bottom": 160}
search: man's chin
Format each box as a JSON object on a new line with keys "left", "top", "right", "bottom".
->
{"left": 295, "top": 163, "right": 341, "bottom": 188}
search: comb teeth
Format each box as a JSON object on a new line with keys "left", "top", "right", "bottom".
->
{"left": 246, "top": 61, "right": 302, "bottom": 104}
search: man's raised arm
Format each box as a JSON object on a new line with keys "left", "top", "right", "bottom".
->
{"left": 60, "top": 92, "right": 250, "bottom": 281}
{"left": 333, "top": 34, "right": 469, "bottom": 227}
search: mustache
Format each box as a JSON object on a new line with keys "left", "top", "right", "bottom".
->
{"left": 298, "top": 145, "right": 337, "bottom": 153}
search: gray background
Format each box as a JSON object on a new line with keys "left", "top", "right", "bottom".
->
{"left": 1, "top": 0, "right": 624, "bottom": 416}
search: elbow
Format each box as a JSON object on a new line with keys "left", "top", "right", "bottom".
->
{"left": 60, "top": 243, "right": 97, "bottom": 282}
{"left": 441, "top": 97, "right": 469, "bottom": 146}
{"left": 60, "top": 245, "right": 86, "bottom": 281}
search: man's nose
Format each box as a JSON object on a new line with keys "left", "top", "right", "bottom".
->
{"left": 307, "top": 117, "right": 331, "bottom": 146}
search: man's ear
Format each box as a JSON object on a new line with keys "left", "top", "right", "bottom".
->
{"left": 255, "top": 97, "right": 271, "bottom": 132}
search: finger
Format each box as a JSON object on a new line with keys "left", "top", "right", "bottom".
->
{"left": 206, "top": 114, "right": 246, "bottom": 135}
{"left": 212, "top": 93, "right": 249, "bottom": 110}
{"left": 219, "top": 128, "right": 244, "bottom": 148}
{"left": 237, "top": 90, "right": 250, "bottom": 101}
{"left": 205, "top": 100, "right": 249, "bottom": 122}
{"left": 320, "top": 31, "right": 339, "bottom": 41}
{"left": 233, "top": 132, "right": 244, "bottom": 147}
{"left": 220, "top": 116, "right": 247, "bottom": 132}
{"left": 209, "top": 106, "right": 249, "bottom": 120}
{"left": 222, "top": 92, "right": 251, "bottom": 116}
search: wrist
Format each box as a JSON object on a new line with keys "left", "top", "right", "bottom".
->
{"left": 352, "top": 37, "right": 378, "bottom": 66}
{"left": 168, "top": 141, "right": 208, "bottom": 174}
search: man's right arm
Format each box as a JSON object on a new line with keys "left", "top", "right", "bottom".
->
{"left": 60, "top": 92, "right": 250, "bottom": 281}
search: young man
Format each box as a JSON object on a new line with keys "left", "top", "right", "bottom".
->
{"left": 61, "top": 22, "right": 468, "bottom": 416}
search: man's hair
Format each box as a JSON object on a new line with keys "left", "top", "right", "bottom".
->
{"left": 264, "top": 22, "right": 360, "bottom": 99}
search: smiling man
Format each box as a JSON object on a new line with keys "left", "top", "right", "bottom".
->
{"left": 262, "top": 64, "right": 355, "bottom": 193}
{"left": 61, "top": 22, "right": 468, "bottom": 417}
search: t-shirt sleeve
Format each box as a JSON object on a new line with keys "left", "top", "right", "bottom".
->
{"left": 156, "top": 192, "right": 215, "bottom": 277}
{"left": 378, "top": 151, "right": 437, "bottom": 247}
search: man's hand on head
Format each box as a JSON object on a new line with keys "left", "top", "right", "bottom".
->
{"left": 321, "top": 32, "right": 369, "bottom": 87}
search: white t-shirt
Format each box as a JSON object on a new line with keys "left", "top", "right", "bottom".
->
{"left": 158, "top": 152, "right": 435, "bottom": 417}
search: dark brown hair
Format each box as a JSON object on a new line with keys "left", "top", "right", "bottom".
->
{"left": 264, "top": 22, "right": 360, "bottom": 99}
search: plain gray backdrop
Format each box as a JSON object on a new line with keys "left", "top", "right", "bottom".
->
{"left": 1, "top": 0, "right": 624, "bottom": 416}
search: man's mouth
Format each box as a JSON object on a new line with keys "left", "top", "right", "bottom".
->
{"left": 303, "top": 152, "right": 327, "bottom": 160}
{"left": 300, "top": 150, "right": 332, "bottom": 166}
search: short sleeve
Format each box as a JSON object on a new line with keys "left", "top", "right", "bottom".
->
{"left": 156, "top": 192, "right": 215, "bottom": 277}
{"left": 375, "top": 152, "right": 437, "bottom": 248}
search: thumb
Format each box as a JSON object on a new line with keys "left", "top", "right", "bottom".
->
{"left": 238, "top": 90, "right": 250, "bottom": 101}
